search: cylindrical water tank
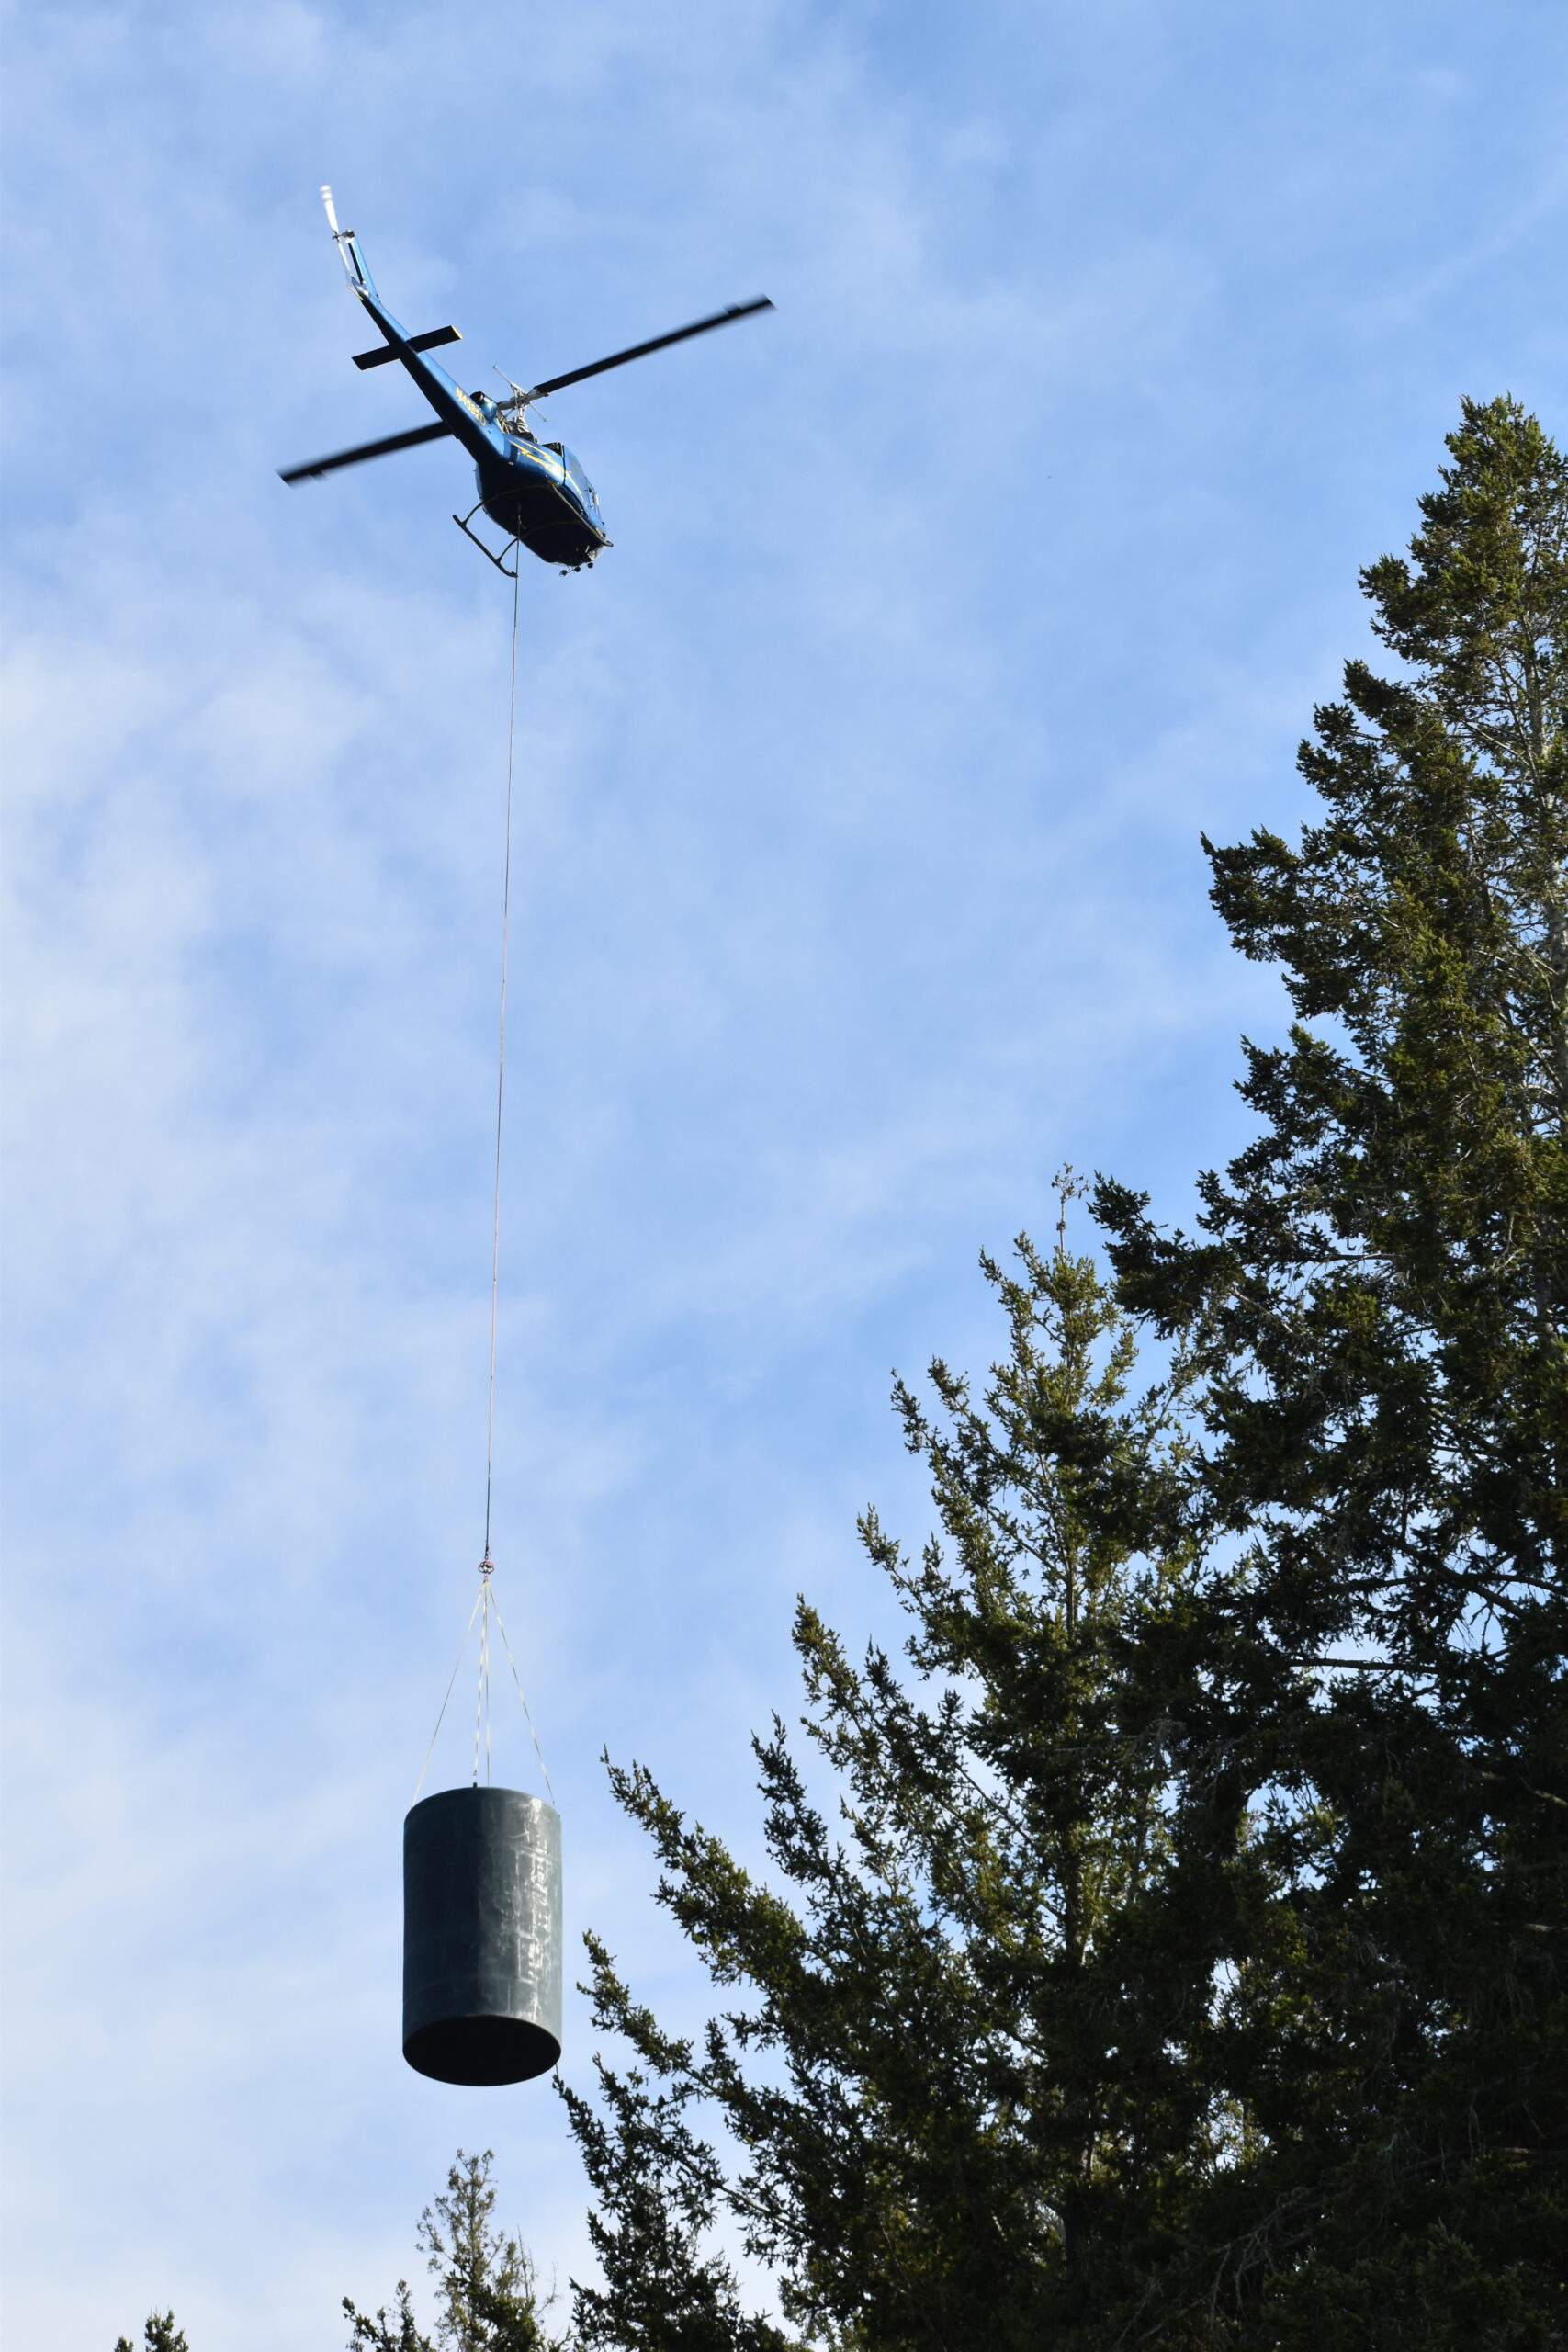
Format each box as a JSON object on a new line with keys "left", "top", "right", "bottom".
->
{"left": 402, "top": 1785, "right": 562, "bottom": 2085}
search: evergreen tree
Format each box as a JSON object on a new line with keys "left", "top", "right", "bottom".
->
{"left": 344, "top": 2280, "right": 436, "bottom": 2352}
{"left": 1095, "top": 394, "right": 1568, "bottom": 2338}
{"left": 345, "top": 2150, "right": 570, "bottom": 2352}
{"left": 566, "top": 1200, "right": 1248, "bottom": 2346}
{"left": 115, "top": 2319, "right": 188, "bottom": 2352}
{"left": 568, "top": 2029, "right": 795, "bottom": 2352}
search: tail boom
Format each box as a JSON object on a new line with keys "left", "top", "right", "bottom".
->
{"left": 317, "top": 187, "right": 502, "bottom": 469}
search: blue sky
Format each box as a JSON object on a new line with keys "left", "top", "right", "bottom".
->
{"left": 3, "top": 2, "right": 1565, "bottom": 2343}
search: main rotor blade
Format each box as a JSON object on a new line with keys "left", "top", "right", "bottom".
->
{"left": 526, "top": 297, "right": 773, "bottom": 400}
{"left": 278, "top": 419, "right": 454, "bottom": 483}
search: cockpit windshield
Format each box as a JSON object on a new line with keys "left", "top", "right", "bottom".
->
{"left": 545, "top": 440, "right": 602, "bottom": 522}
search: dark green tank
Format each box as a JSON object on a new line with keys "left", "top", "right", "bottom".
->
{"left": 402, "top": 1786, "right": 562, "bottom": 2085}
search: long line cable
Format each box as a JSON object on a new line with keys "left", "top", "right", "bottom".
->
{"left": 482, "top": 560, "right": 522, "bottom": 1571}
{"left": 414, "top": 558, "right": 554, "bottom": 1805}
{"left": 477, "top": 561, "right": 554, "bottom": 1798}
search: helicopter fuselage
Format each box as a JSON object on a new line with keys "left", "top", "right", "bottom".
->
{"left": 468, "top": 402, "right": 607, "bottom": 571}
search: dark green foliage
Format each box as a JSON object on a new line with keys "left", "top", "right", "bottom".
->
{"left": 1099, "top": 394, "right": 1566, "bottom": 1658}
{"left": 344, "top": 2282, "right": 436, "bottom": 2352}
{"left": 1095, "top": 395, "right": 1568, "bottom": 2332}
{"left": 114, "top": 2321, "right": 188, "bottom": 2352}
{"left": 566, "top": 1204, "right": 1254, "bottom": 2346}
{"left": 565, "top": 2008, "right": 796, "bottom": 2352}
{"left": 345, "top": 2151, "right": 569, "bottom": 2352}
{"left": 566, "top": 399, "right": 1566, "bottom": 2344}
{"left": 1259, "top": 2218, "right": 1561, "bottom": 2352}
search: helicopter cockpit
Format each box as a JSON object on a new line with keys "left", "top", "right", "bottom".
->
{"left": 546, "top": 443, "right": 603, "bottom": 528}
{"left": 474, "top": 389, "right": 604, "bottom": 532}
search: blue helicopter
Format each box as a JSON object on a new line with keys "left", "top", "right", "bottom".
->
{"left": 281, "top": 188, "right": 773, "bottom": 573}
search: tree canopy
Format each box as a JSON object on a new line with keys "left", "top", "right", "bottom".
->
{"left": 343, "top": 2150, "right": 570, "bottom": 2352}
{"left": 1094, "top": 391, "right": 1567, "bottom": 2340}
{"left": 571, "top": 1195, "right": 1257, "bottom": 2346}
{"left": 567, "top": 396, "right": 1567, "bottom": 2346}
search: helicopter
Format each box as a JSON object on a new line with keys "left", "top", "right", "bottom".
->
{"left": 280, "top": 188, "right": 773, "bottom": 574}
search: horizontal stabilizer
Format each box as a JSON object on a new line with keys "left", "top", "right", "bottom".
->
{"left": 353, "top": 326, "right": 463, "bottom": 370}
{"left": 279, "top": 419, "right": 454, "bottom": 483}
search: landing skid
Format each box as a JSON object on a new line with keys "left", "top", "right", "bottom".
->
{"left": 453, "top": 503, "right": 519, "bottom": 577}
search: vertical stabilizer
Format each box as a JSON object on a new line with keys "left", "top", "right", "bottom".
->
{"left": 320, "top": 184, "right": 378, "bottom": 300}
